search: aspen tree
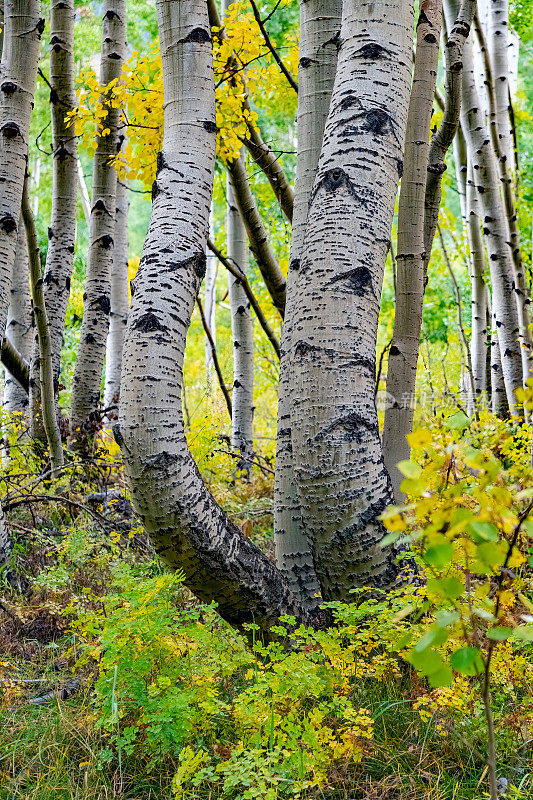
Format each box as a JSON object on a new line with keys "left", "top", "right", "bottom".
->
{"left": 103, "top": 178, "right": 129, "bottom": 416}
{"left": 445, "top": 0, "right": 523, "bottom": 416}
{"left": 118, "top": 0, "right": 306, "bottom": 634}
{"left": 0, "top": 0, "right": 43, "bottom": 567}
{"left": 274, "top": 0, "right": 341, "bottom": 609}
{"left": 70, "top": 0, "right": 126, "bottom": 441}
{"left": 4, "top": 228, "right": 31, "bottom": 415}
{"left": 382, "top": 0, "right": 442, "bottom": 501}
{"left": 204, "top": 209, "right": 216, "bottom": 390}
{"left": 289, "top": 0, "right": 414, "bottom": 597}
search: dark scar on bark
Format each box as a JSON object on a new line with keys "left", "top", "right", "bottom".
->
{"left": 132, "top": 312, "right": 168, "bottom": 334}
{"left": 166, "top": 252, "right": 206, "bottom": 281}
{"left": 299, "top": 56, "right": 317, "bottom": 68}
{"left": 354, "top": 42, "right": 389, "bottom": 59}
{"left": 289, "top": 258, "right": 300, "bottom": 271}
{"left": 179, "top": 27, "right": 211, "bottom": 44}
{"left": 316, "top": 411, "right": 379, "bottom": 442}
{"left": 203, "top": 120, "right": 217, "bottom": 133}
{"left": 95, "top": 295, "right": 111, "bottom": 314}
{"left": 329, "top": 266, "right": 373, "bottom": 296}
{"left": 0, "top": 214, "right": 17, "bottom": 233}
{"left": 98, "top": 234, "right": 113, "bottom": 249}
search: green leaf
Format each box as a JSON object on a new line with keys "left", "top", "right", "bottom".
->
{"left": 435, "top": 608, "right": 460, "bottom": 628}
{"left": 380, "top": 531, "right": 401, "bottom": 547}
{"left": 450, "top": 647, "right": 484, "bottom": 676}
{"left": 414, "top": 626, "right": 448, "bottom": 652}
{"left": 486, "top": 627, "right": 513, "bottom": 640}
{"left": 444, "top": 411, "right": 471, "bottom": 431}
{"left": 512, "top": 625, "right": 533, "bottom": 642}
{"left": 408, "top": 647, "right": 444, "bottom": 676}
{"left": 428, "top": 663, "right": 453, "bottom": 688}
{"left": 397, "top": 460, "right": 422, "bottom": 479}
{"left": 427, "top": 576, "right": 464, "bottom": 601}
{"left": 469, "top": 521, "right": 499, "bottom": 543}
{"left": 425, "top": 539, "right": 453, "bottom": 569}
{"left": 475, "top": 541, "right": 507, "bottom": 571}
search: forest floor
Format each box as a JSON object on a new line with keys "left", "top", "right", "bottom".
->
{"left": 0, "top": 415, "right": 532, "bottom": 800}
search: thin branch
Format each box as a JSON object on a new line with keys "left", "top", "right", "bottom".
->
{"left": 196, "top": 296, "right": 233, "bottom": 419}
{"left": 2, "top": 337, "right": 30, "bottom": 393}
{"left": 248, "top": 0, "right": 298, "bottom": 94}
{"left": 207, "top": 238, "right": 281, "bottom": 358}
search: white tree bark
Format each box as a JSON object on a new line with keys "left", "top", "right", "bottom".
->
{"left": 290, "top": 0, "right": 414, "bottom": 598}
{"left": 488, "top": 0, "right": 514, "bottom": 172}
{"left": 274, "top": 0, "right": 341, "bottom": 608}
{"left": 4, "top": 226, "right": 31, "bottom": 414}
{"left": 70, "top": 0, "right": 126, "bottom": 441}
{"left": 204, "top": 207, "right": 216, "bottom": 391}
{"left": 446, "top": 0, "right": 523, "bottom": 417}
{"left": 118, "top": 0, "right": 306, "bottom": 635}
{"left": 0, "top": 0, "right": 43, "bottom": 567}
{"left": 77, "top": 156, "right": 91, "bottom": 226}
{"left": 104, "top": 178, "right": 129, "bottom": 416}
{"left": 227, "top": 165, "right": 254, "bottom": 476}
{"left": 382, "top": 0, "right": 442, "bottom": 501}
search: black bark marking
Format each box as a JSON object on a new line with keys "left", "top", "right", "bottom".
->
{"left": 92, "top": 198, "right": 112, "bottom": 215}
{"left": 289, "top": 258, "right": 300, "bottom": 271}
{"left": 36, "top": 18, "right": 45, "bottom": 35}
{"left": 389, "top": 344, "right": 401, "bottom": 356}
{"left": 339, "top": 94, "right": 362, "bottom": 111}
{"left": 85, "top": 333, "right": 96, "bottom": 344}
{"left": 329, "top": 266, "right": 373, "bottom": 296}
{"left": 1, "top": 81, "right": 17, "bottom": 95}
{"left": 179, "top": 27, "right": 211, "bottom": 44}
{"left": 98, "top": 234, "right": 113, "bottom": 249}
{"left": 424, "top": 33, "right": 437, "bottom": 43}
{"left": 166, "top": 252, "right": 206, "bottom": 280}
{"left": 2, "top": 122, "right": 21, "bottom": 139}
{"left": 294, "top": 340, "right": 320, "bottom": 358}
{"left": 0, "top": 214, "right": 17, "bottom": 233}
{"left": 95, "top": 295, "right": 111, "bottom": 314}
{"left": 362, "top": 108, "right": 391, "bottom": 136}
{"left": 203, "top": 120, "right": 217, "bottom": 133}
{"left": 151, "top": 180, "right": 160, "bottom": 201}
{"left": 132, "top": 312, "right": 168, "bottom": 334}
{"left": 299, "top": 56, "right": 317, "bottom": 68}
{"left": 108, "top": 52, "right": 121, "bottom": 60}
{"left": 316, "top": 411, "right": 379, "bottom": 443}
{"left": 354, "top": 42, "right": 389, "bottom": 59}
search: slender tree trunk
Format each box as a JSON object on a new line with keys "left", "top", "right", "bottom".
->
{"left": 488, "top": 0, "right": 514, "bottom": 171}
{"left": 118, "top": 0, "right": 306, "bottom": 636}
{"left": 226, "top": 166, "right": 254, "bottom": 477}
{"left": 103, "top": 178, "right": 129, "bottom": 417}
{"left": 0, "top": 0, "right": 43, "bottom": 568}
{"left": 22, "top": 179, "right": 64, "bottom": 470}
{"left": 466, "top": 159, "right": 489, "bottom": 407}
{"left": 274, "top": 0, "right": 341, "bottom": 609}
{"left": 204, "top": 207, "right": 216, "bottom": 391}
{"left": 77, "top": 156, "right": 91, "bottom": 226}
{"left": 30, "top": 0, "right": 79, "bottom": 441}
{"left": 290, "top": 0, "right": 414, "bottom": 598}
{"left": 446, "top": 0, "right": 523, "bottom": 416}
{"left": 382, "top": 0, "right": 442, "bottom": 501}
{"left": 4, "top": 227, "right": 31, "bottom": 414}
{"left": 70, "top": 0, "right": 126, "bottom": 441}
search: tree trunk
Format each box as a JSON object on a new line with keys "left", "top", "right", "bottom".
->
{"left": 204, "top": 207, "right": 216, "bottom": 391}
{"left": 4, "top": 226, "right": 31, "bottom": 414}
{"left": 446, "top": 0, "right": 523, "bottom": 417}
{"left": 70, "top": 0, "right": 126, "bottom": 441}
{"left": 274, "top": 0, "right": 341, "bottom": 609}
{"left": 118, "top": 0, "right": 307, "bottom": 636}
{"left": 0, "top": 0, "right": 43, "bottom": 568}
{"left": 488, "top": 0, "right": 514, "bottom": 172}
{"left": 22, "top": 179, "right": 64, "bottom": 470}
{"left": 382, "top": 0, "right": 442, "bottom": 501}
{"left": 226, "top": 161, "right": 254, "bottom": 476}
{"left": 289, "top": 0, "right": 414, "bottom": 599}
{"left": 104, "top": 178, "right": 129, "bottom": 417}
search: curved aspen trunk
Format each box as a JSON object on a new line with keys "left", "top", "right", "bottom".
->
{"left": 22, "top": 180, "right": 64, "bottom": 470}
{"left": 227, "top": 167, "right": 254, "bottom": 476}
{"left": 70, "top": 0, "right": 126, "bottom": 440}
{"left": 0, "top": 0, "right": 43, "bottom": 568}
{"left": 382, "top": 0, "right": 442, "bottom": 501}
{"left": 204, "top": 208, "right": 216, "bottom": 391}
{"left": 4, "top": 227, "right": 31, "bottom": 414}
{"left": 118, "top": 0, "right": 306, "bottom": 636}
{"left": 290, "top": 0, "right": 414, "bottom": 598}
{"left": 104, "top": 178, "right": 129, "bottom": 416}
{"left": 274, "top": 0, "right": 341, "bottom": 609}
{"left": 446, "top": 0, "right": 523, "bottom": 416}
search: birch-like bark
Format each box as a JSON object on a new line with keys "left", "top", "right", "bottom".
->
{"left": 227, "top": 165, "right": 254, "bottom": 477}
{"left": 103, "top": 178, "right": 129, "bottom": 416}
{"left": 290, "top": 0, "right": 414, "bottom": 598}
{"left": 118, "top": 0, "right": 306, "bottom": 635}
{"left": 22, "top": 180, "right": 64, "bottom": 470}
{"left": 70, "top": 0, "right": 126, "bottom": 439}
{"left": 4, "top": 226, "right": 31, "bottom": 413}
{"left": 382, "top": 0, "right": 442, "bottom": 501}
{"left": 465, "top": 158, "right": 488, "bottom": 407}
{"left": 445, "top": 0, "right": 523, "bottom": 416}
{"left": 77, "top": 157, "right": 91, "bottom": 226}
{"left": 204, "top": 208, "right": 216, "bottom": 390}
{"left": 0, "top": 0, "right": 43, "bottom": 568}
{"left": 488, "top": 0, "right": 513, "bottom": 172}
{"left": 274, "top": 0, "right": 341, "bottom": 608}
